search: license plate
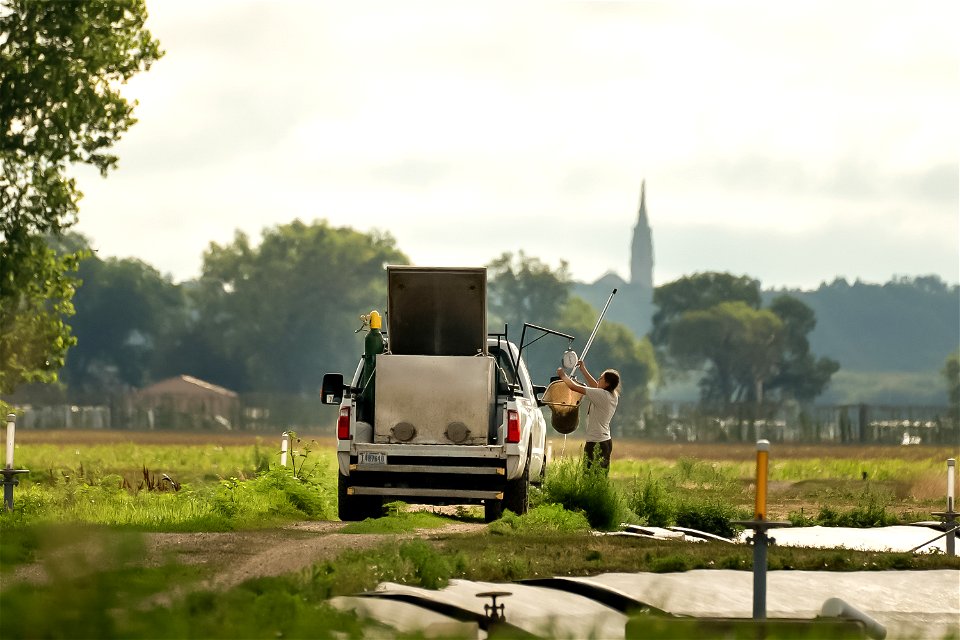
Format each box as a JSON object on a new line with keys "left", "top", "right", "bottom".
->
{"left": 359, "top": 452, "right": 387, "bottom": 466}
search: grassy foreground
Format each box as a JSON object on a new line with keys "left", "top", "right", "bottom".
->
{"left": 1, "top": 431, "right": 957, "bottom": 639}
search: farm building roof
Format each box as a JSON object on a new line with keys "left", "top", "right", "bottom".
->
{"left": 138, "top": 375, "right": 238, "bottom": 399}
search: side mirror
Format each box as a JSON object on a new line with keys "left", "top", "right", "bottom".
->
{"left": 320, "top": 373, "right": 345, "bottom": 405}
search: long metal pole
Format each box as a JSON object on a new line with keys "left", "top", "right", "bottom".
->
{"left": 753, "top": 530, "right": 769, "bottom": 619}
{"left": 569, "top": 288, "right": 617, "bottom": 375}
{"left": 753, "top": 439, "right": 770, "bottom": 619}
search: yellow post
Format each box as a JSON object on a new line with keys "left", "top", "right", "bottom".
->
{"left": 755, "top": 439, "right": 770, "bottom": 520}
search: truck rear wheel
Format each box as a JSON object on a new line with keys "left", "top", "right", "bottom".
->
{"left": 484, "top": 498, "right": 503, "bottom": 523}
{"left": 502, "top": 454, "right": 530, "bottom": 516}
{"left": 338, "top": 473, "right": 382, "bottom": 521}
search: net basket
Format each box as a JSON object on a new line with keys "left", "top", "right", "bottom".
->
{"left": 541, "top": 380, "right": 582, "bottom": 434}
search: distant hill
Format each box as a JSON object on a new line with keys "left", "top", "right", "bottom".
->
{"left": 762, "top": 276, "right": 959, "bottom": 374}
{"left": 574, "top": 274, "right": 959, "bottom": 405}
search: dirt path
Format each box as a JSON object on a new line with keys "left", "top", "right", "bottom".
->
{"left": 7, "top": 519, "right": 486, "bottom": 596}
{"left": 148, "top": 520, "right": 482, "bottom": 590}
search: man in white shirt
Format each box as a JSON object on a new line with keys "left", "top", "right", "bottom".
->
{"left": 556, "top": 360, "right": 621, "bottom": 471}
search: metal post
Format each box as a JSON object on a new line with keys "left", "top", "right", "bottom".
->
{"left": 732, "top": 439, "right": 790, "bottom": 620}
{"left": 5, "top": 412, "right": 15, "bottom": 469}
{"left": 752, "top": 528, "right": 768, "bottom": 619}
{"left": 753, "top": 440, "right": 770, "bottom": 619}
{"left": 948, "top": 458, "right": 956, "bottom": 557}
{"left": 932, "top": 458, "right": 957, "bottom": 557}
{"left": 2, "top": 414, "right": 29, "bottom": 511}
{"left": 280, "top": 432, "right": 292, "bottom": 467}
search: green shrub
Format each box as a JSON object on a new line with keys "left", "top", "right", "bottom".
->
{"left": 251, "top": 444, "right": 271, "bottom": 473}
{"left": 488, "top": 503, "right": 591, "bottom": 535}
{"left": 399, "top": 540, "right": 463, "bottom": 589}
{"left": 540, "top": 457, "right": 626, "bottom": 531}
{"left": 674, "top": 499, "right": 743, "bottom": 539}
{"left": 211, "top": 465, "right": 336, "bottom": 527}
{"left": 651, "top": 554, "right": 690, "bottom": 573}
{"left": 629, "top": 475, "right": 676, "bottom": 527}
{"left": 788, "top": 508, "right": 816, "bottom": 527}
{"left": 816, "top": 490, "right": 899, "bottom": 527}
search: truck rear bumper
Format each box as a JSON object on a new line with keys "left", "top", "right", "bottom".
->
{"left": 347, "top": 486, "right": 502, "bottom": 501}
{"left": 337, "top": 442, "right": 506, "bottom": 474}
{"left": 338, "top": 443, "right": 513, "bottom": 505}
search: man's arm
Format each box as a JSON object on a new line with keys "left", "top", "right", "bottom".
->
{"left": 578, "top": 361, "right": 598, "bottom": 388}
{"left": 556, "top": 367, "right": 588, "bottom": 394}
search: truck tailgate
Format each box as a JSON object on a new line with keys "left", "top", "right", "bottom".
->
{"left": 374, "top": 354, "right": 495, "bottom": 445}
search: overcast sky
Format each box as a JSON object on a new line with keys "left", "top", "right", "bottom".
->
{"left": 72, "top": 1, "right": 959, "bottom": 290}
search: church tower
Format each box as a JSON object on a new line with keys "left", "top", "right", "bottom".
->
{"left": 630, "top": 180, "right": 654, "bottom": 289}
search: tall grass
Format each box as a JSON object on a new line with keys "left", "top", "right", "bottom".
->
{"left": 489, "top": 503, "right": 591, "bottom": 535}
{"left": 537, "top": 457, "right": 627, "bottom": 530}
{"left": 2, "top": 442, "right": 338, "bottom": 531}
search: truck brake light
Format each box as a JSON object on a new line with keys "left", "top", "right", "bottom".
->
{"left": 337, "top": 407, "right": 351, "bottom": 440}
{"left": 506, "top": 409, "right": 520, "bottom": 443}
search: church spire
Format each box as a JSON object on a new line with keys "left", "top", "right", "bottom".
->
{"left": 639, "top": 179, "right": 647, "bottom": 221}
{"left": 630, "top": 179, "right": 654, "bottom": 289}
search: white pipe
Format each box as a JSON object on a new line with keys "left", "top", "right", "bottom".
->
{"left": 948, "top": 458, "right": 956, "bottom": 512}
{"left": 5, "top": 414, "right": 15, "bottom": 469}
{"left": 280, "top": 432, "right": 291, "bottom": 467}
{"left": 820, "top": 598, "right": 886, "bottom": 640}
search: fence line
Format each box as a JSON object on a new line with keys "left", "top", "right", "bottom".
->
{"left": 6, "top": 396, "right": 957, "bottom": 444}
{"left": 618, "top": 401, "right": 956, "bottom": 444}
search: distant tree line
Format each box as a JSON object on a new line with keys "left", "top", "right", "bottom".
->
{"left": 6, "top": 224, "right": 959, "bottom": 438}
{"left": 3, "top": 0, "right": 955, "bottom": 434}
{"left": 51, "top": 222, "right": 406, "bottom": 398}
{"left": 763, "top": 276, "right": 959, "bottom": 374}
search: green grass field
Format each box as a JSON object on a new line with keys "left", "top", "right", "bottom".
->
{"left": 3, "top": 430, "right": 956, "bottom": 530}
{"left": 1, "top": 431, "right": 957, "bottom": 639}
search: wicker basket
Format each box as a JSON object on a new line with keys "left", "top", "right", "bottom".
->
{"left": 541, "top": 380, "right": 582, "bottom": 434}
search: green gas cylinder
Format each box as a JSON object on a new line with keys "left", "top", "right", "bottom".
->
{"left": 358, "top": 310, "right": 385, "bottom": 423}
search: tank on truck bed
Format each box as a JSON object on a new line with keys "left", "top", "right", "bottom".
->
{"left": 320, "top": 266, "right": 549, "bottom": 522}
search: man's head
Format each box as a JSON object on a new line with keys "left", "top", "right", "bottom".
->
{"left": 600, "top": 369, "right": 621, "bottom": 394}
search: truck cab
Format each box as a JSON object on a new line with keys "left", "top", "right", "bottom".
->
{"left": 320, "top": 266, "right": 548, "bottom": 522}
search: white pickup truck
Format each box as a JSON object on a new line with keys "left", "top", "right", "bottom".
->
{"left": 320, "top": 266, "right": 551, "bottom": 522}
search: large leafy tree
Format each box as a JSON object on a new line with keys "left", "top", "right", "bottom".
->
{"left": 650, "top": 272, "right": 761, "bottom": 380}
{"left": 62, "top": 241, "right": 186, "bottom": 395}
{"left": 667, "top": 301, "right": 783, "bottom": 408}
{"left": 193, "top": 220, "right": 408, "bottom": 393}
{"left": 0, "top": 1, "right": 162, "bottom": 402}
{"left": 764, "top": 295, "right": 839, "bottom": 402}
{"left": 487, "top": 251, "right": 570, "bottom": 334}
{"left": 487, "top": 251, "right": 574, "bottom": 381}
{"left": 651, "top": 272, "right": 761, "bottom": 346}
{"left": 654, "top": 272, "right": 837, "bottom": 410}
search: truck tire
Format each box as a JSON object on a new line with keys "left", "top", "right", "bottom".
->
{"left": 337, "top": 473, "right": 382, "bottom": 521}
{"left": 502, "top": 454, "right": 530, "bottom": 516}
{"left": 483, "top": 498, "right": 503, "bottom": 523}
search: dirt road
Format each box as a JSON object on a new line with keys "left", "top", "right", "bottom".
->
{"left": 8, "top": 519, "right": 486, "bottom": 595}
{"left": 148, "top": 520, "right": 485, "bottom": 591}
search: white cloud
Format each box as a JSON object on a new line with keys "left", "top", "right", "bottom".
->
{"left": 72, "top": 0, "right": 959, "bottom": 289}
